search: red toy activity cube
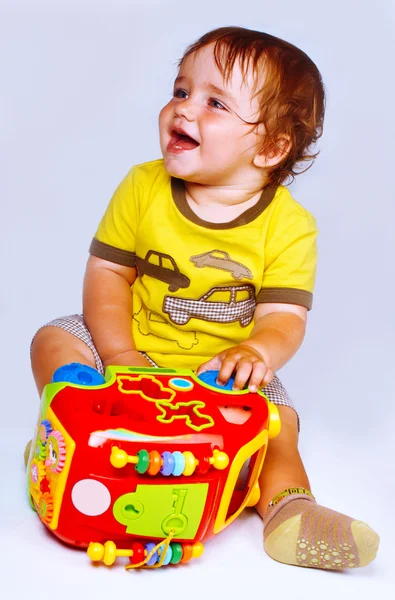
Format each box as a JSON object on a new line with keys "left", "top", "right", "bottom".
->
{"left": 27, "top": 366, "right": 281, "bottom": 568}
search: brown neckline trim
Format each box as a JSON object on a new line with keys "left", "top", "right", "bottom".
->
{"left": 171, "top": 177, "right": 277, "bottom": 230}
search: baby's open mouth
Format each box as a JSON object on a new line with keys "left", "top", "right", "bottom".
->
{"left": 168, "top": 130, "right": 200, "bottom": 151}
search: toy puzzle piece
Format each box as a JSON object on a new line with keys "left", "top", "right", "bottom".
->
{"left": 112, "top": 483, "right": 209, "bottom": 539}
{"left": 157, "top": 400, "right": 214, "bottom": 431}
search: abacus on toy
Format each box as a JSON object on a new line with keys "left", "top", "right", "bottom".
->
{"left": 27, "top": 364, "right": 281, "bottom": 569}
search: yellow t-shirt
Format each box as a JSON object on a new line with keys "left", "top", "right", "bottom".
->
{"left": 90, "top": 159, "right": 318, "bottom": 369}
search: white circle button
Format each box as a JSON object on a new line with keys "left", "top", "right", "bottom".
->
{"left": 71, "top": 479, "right": 111, "bottom": 516}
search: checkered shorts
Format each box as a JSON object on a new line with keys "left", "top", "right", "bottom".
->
{"left": 33, "top": 314, "right": 298, "bottom": 424}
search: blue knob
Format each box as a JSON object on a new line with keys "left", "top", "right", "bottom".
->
{"left": 197, "top": 369, "right": 236, "bottom": 391}
{"left": 51, "top": 362, "right": 105, "bottom": 386}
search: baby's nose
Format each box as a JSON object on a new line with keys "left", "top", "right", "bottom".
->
{"left": 174, "top": 98, "right": 196, "bottom": 120}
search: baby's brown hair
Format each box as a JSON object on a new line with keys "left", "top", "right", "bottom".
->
{"left": 180, "top": 27, "right": 325, "bottom": 187}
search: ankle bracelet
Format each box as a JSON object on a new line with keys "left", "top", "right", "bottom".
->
{"left": 269, "top": 487, "right": 315, "bottom": 506}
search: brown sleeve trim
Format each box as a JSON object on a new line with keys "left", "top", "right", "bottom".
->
{"left": 257, "top": 287, "right": 313, "bottom": 310}
{"left": 89, "top": 238, "right": 136, "bottom": 267}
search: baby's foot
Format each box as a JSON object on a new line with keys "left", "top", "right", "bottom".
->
{"left": 24, "top": 439, "right": 32, "bottom": 467}
{"left": 263, "top": 494, "right": 379, "bottom": 570}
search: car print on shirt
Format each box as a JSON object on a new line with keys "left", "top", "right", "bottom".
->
{"left": 190, "top": 250, "right": 253, "bottom": 280}
{"left": 135, "top": 250, "right": 190, "bottom": 292}
{"left": 133, "top": 303, "right": 199, "bottom": 350}
{"left": 163, "top": 284, "right": 256, "bottom": 327}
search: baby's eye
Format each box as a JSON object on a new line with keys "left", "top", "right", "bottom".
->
{"left": 209, "top": 98, "right": 226, "bottom": 110}
{"left": 173, "top": 88, "right": 188, "bottom": 99}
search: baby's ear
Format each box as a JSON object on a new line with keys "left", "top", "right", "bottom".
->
{"left": 253, "top": 135, "right": 291, "bottom": 169}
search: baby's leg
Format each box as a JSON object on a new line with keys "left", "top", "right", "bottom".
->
{"left": 257, "top": 406, "right": 309, "bottom": 509}
{"left": 31, "top": 315, "right": 100, "bottom": 396}
{"left": 25, "top": 316, "right": 100, "bottom": 465}
{"left": 257, "top": 406, "right": 379, "bottom": 569}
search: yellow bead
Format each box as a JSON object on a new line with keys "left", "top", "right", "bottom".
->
{"left": 191, "top": 542, "right": 204, "bottom": 558}
{"left": 103, "top": 541, "right": 117, "bottom": 566}
{"left": 182, "top": 451, "right": 197, "bottom": 476}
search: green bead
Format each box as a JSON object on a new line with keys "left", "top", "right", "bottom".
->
{"left": 170, "top": 542, "right": 183, "bottom": 564}
{"left": 135, "top": 449, "right": 150, "bottom": 474}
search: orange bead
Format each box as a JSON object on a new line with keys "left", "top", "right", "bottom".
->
{"left": 180, "top": 544, "right": 193, "bottom": 563}
{"left": 148, "top": 450, "right": 162, "bottom": 475}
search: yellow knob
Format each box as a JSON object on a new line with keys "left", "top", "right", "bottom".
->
{"left": 87, "top": 542, "right": 105, "bottom": 562}
{"left": 211, "top": 449, "right": 229, "bottom": 470}
{"left": 191, "top": 542, "right": 204, "bottom": 558}
{"left": 110, "top": 446, "right": 128, "bottom": 468}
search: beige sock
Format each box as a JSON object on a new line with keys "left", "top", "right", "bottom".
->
{"left": 263, "top": 494, "right": 379, "bottom": 570}
{"left": 24, "top": 440, "right": 32, "bottom": 467}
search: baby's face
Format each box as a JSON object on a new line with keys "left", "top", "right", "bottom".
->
{"left": 159, "top": 44, "right": 265, "bottom": 186}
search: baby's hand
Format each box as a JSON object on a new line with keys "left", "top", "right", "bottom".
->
{"left": 103, "top": 350, "right": 152, "bottom": 370}
{"left": 197, "top": 344, "right": 273, "bottom": 393}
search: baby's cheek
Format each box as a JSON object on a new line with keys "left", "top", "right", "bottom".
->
{"left": 158, "top": 104, "right": 172, "bottom": 133}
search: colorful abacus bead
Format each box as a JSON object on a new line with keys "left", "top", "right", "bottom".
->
{"left": 147, "top": 450, "right": 162, "bottom": 475}
{"left": 129, "top": 542, "right": 145, "bottom": 565}
{"left": 160, "top": 451, "right": 175, "bottom": 476}
{"left": 170, "top": 542, "right": 183, "bottom": 564}
{"left": 145, "top": 542, "right": 159, "bottom": 566}
{"left": 135, "top": 449, "right": 150, "bottom": 474}
{"left": 182, "top": 451, "right": 197, "bottom": 476}
{"left": 170, "top": 542, "right": 182, "bottom": 565}
{"left": 180, "top": 543, "right": 193, "bottom": 563}
{"left": 158, "top": 545, "right": 173, "bottom": 565}
{"left": 172, "top": 451, "right": 185, "bottom": 476}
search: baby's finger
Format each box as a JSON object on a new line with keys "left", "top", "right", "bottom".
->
{"left": 261, "top": 368, "right": 274, "bottom": 387}
{"left": 232, "top": 362, "right": 253, "bottom": 391}
{"left": 248, "top": 363, "right": 267, "bottom": 392}
{"left": 217, "top": 355, "right": 237, "bottom": 385}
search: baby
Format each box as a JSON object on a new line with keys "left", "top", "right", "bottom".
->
{"left": 30, "top": 26, "right": 379, "bottom": 570}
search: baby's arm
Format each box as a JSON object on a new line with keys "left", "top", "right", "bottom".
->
{"left": 83, "top": 255, "right": 151, "bottom": 369}
{"left": 197, "top": 302, "right": 307, "bottom": 392}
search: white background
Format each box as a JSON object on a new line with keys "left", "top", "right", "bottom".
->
{"left": 1, "top": 0, "right": 394, "bottom": 598}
